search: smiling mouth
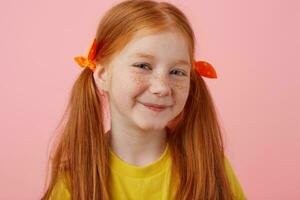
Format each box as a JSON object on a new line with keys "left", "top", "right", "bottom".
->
{"left": 139, "top": 102, "right": 169, "bottom": 112}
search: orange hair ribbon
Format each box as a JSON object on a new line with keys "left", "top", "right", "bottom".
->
{"left": 193, "top": 60, "right": 217, "bottom": 78}
{"left": 74, "top": 38, "right": 217, "bottom": 79}
{"left": 74, "top": 38, "right": 98, "bottom": 72}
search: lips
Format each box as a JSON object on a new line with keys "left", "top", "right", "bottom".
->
{"left": 140, "top": 102, "right": 169, "bottom": 109}
{"left": 139, "top": 102, "right": 170, "bottom": 112}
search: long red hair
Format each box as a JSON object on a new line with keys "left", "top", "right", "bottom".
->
{"left": 41, "top": 0, "right": 235, "bottom": 199}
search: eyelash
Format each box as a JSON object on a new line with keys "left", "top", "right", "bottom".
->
{"left": 132, "top": 63, "right": 187, "bottom": 76}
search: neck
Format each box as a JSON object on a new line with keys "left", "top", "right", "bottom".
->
{"left": 107, "top": 127, "right": 168, "bottom": 167}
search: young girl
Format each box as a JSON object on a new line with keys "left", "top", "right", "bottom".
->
{"left": 41, "top": 0, "right": 246, "bottom": 199}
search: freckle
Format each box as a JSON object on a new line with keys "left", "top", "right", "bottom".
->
{"left": 133, "top": 76, "right": 147, "bottom": 86}
{"left": 172, "top": 83, "right": 187, "bottom": 90}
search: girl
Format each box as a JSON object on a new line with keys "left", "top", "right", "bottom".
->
{"left": 41, "top": 0, "right": 246, "bottom": 199}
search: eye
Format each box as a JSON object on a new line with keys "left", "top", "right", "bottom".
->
{"left": 132, "top": 63, "right": 187, "bottom": 76}
{"left": 132, "top": 63, "right": 151, "bottom": 70}
{"left": 171, "top": 69, "right": 187, "bottom": 76}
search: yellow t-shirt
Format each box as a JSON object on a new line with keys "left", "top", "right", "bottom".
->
{"left": 49, "top": 144, "right": 246, "bottom": 199}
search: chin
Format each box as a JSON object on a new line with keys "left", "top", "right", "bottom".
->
{"left": 135, "top": 120, "right": 167, "bottom": 132}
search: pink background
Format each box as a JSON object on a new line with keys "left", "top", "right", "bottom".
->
{"left": 0, "top": 0, "right": 299, "bottom": 199}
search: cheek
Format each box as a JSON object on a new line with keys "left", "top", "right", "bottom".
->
{"left": 132, "top": 75, "right": 148, "bottom": 91}
{"left": 171, "top": 79, "right": 190, "bottom": 106}
{"left": 170, "top": 79, "right": 189, "bottom": 90}
{"left": 111, "top": 73, "right": 148, "bottom": 103}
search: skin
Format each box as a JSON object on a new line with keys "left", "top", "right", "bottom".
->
{"left": 93, "top": 31, "right": 191, "bottom": 166}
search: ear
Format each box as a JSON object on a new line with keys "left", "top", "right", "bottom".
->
{"left": 93, "top": 64, "right": 110, "bottom": 93}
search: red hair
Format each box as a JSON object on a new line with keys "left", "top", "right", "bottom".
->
{"left": 41, "top": 0, "right": 235, "bottom": 199}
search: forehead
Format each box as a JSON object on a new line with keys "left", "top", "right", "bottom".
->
{"left": 116, "top": 31, "right": 190, "bottom": 64}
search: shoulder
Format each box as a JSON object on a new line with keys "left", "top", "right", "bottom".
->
{"left": 224, "top": 156, "right": 247, "bottom": 200}
{"left": 49, "top": 173, "right": 71, "bottom": 200}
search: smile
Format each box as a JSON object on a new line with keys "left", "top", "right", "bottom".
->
{"left": 139, "top": 102, "right": 169, "bottom": 112}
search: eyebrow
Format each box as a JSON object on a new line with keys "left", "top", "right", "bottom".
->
{"left": 130, "top": 52, "right": 190, "bottom": 66}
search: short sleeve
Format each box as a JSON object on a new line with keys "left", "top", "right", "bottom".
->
{"left": 224, "top": 157, "right": 247, "bottom": 200}
{"left": 49, "top": 175, "right": 71, "bottom": 200}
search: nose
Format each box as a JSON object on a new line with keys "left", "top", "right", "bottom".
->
{"left": 149, "top": 74, "right": 171, "bottom": 97}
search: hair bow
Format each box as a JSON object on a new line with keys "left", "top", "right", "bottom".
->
{"left": 74, "top": 38, "right": 98, "bottom": 72}
{"left": 193, "top": 60, "right": 217, "bottom": 78}
{"left": 74, "top": 38, "right": 217, "bottom": 79}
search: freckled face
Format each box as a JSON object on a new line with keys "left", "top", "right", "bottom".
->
{"left": 105, "top": 31, "right": 191, "bottom": 131}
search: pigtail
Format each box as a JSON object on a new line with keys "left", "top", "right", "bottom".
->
{"left": 41, "top": 68, "right": 111, "bottom": 200}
